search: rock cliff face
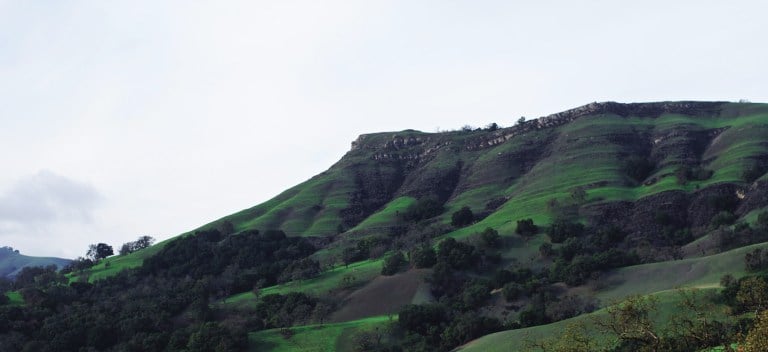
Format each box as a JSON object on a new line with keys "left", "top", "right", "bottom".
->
{"left": 350, "top": 101, "right": 727, "bottom": 159}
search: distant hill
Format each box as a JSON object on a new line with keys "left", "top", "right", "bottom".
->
{"left": 0, "top": 246, "right": 71, "bottom": 278}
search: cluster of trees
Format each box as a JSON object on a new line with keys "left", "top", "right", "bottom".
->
{"left": 543, "top": 222, "right": 637, "bottom": 286}
{"left": 143, "top": 229, "right": 317, "bottom": 295}
{"left": 529, "top": 287, "right": 753, "bottom": 351}
{"left": 390, "top": 236, "right": 507, "bottom": 351}
{"left": 119, "top": 235, "right": 155, "bottom": 255}
{"left": 745, "top": 248, "right": 768, "bottom": 272}
{"left": 401, "top": 198, "right": 444, "bottom": 223}
{"left": 397, "top": 303, "right": 502, "bottom": 351}
{"left": 0, "top": 228, "right": 319, "bottom": 351}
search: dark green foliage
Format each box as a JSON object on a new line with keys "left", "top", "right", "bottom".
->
{"left": 515, "top": 218, "right": 538, "bottom": 236}
{"left": 539, "top": 242, "right": 553, "bottom": 257}
{"left": 502, "top": 282, "right": 523, "bottom": 301}
{"left": 398, "top": 303, "right": 502, "bottom": 352}
{"left": 437, "top": 238, "right": 479, "bottom": 270}
{"left": 451, "top": 206, "right": 475, "bottom": 227}
{"left": 745, "top": 248, "right": 768, "bottom": 272}
{"left": 711, "top": 211, "right": 737, "bottom": 228}
{"left": 255, "top": 293, "right": 319, "bottom": 328}
{"left": 624, "top": 156, "right": 656, "bottom": 182}
{"left": 547, "top": 219, "right": 585, "bottom": 243}
{"left": 743, "top": 162, "right": 767, "bottom": 183}
{"left": 410, "top": 246, "right": 437, "bottom": 268}
{"left": 87, "top": 243, "right": 114, "bottom": 261}
{"left": 461, "top": 283, "right": 490, "bottom": 309}
{"left": 186, "top": 322, "right": 245, "bottom": 352}
{"left": 439, "top": 313, "right": 502, "bottom": 349}
{"left": 143, "top": 229, "right": 316, "bottom": 293}
{"left": 398, "top": 304, "right": 449, "bottom": 338}
{"left": 401, "top": 198, "right": 444, "bottom": 223}
{"left": 278, "top": 258, "right": 321, "bottom": 283}
{"left": 60, "top": 257, "right": 95, "bottom": 274}
{"left": 758, "top": 211, "right": 768, "bottom": 227}
{"left": 478, "top": 227, "right": 501, "bottom": 247}
{"left": 12, "top": 265, "right": 66, "bottom": 290}
{"left": 119, "top": 235, "right": 155, "bottom": 255}
{"left": 668, "top": 228, "right": 693, "bottom": 246}
{"left": 381, "top": 252, "right": 406, "bottom": 276}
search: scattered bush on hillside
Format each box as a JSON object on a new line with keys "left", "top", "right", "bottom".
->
{"left": 410, "top": 246, "right": 437, "bottom": 268}
{"left": 381, "top": 251, "right": 406, "bottom": 276}
{"left": 119, "top": 235, "right": 155, "bottom": 255}
{"left": 485, "top": 122, "right": 499, "bottom": 131}
{"left": 278, "top": 258, "right": 321, "bottom": 283}
{"left": 484, "top": 197, "right": 506, "bottom": 212}
{"left": 87, "top": 243, "right": 114, "bottom": 261}
{"left": 255, "top": 292, "right": 319, "bottom": 328}
{"left": 479, "top": 227, "right": 501, "bottom": 247}
{"left": 450, "top": 206, "right": 475, "bottom": 227}
{"left": 515, "top": 218, "right": 538, "bottom": 236}
{"left": 401, "top": 198, "right": 444, "bottom": 223}
{"left": 437, "top": 238, "right": 479, "bottom": 270}
{"left": 743, "top": 162, "right": 767, "bottom": 183}
{"left": 570, "top": 186, "right": 587, "bottom": 203}
{"left": 547, "top": 219, "right": 585, "bottom": 243}
{"left": 745, "top": 248, "right": 768, "bottom": 272}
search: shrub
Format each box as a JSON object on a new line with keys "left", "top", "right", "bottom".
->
{"left": 381, "top": 252, "right": 406, "bottom": 276}
{"left": 451, "top": 206, "right": 475, "bottom": 227}
{"left": 479, "top": 227, "right": 501, "bottom": 247}
{"left": 411, "top": 246, "right": 437, "bottom": 268}
{"left": 401, "top": 198, "right": 444, "bottom": 223}
{"left": 547, "top": 220, "right": 584, "bottom": 243}
{"left": 516, "top": 219, "right": 538, "bottom": 236}
{"left": 711, "top": 211, "right": 737, "bottom": 228}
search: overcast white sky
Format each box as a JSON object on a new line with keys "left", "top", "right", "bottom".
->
{"left": 1, "top": 1, "right": 766, "bottom": 258}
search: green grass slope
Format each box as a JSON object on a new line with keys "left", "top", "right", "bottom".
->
{"left": 249, "top": 316, "right": 393, "bottom": 352}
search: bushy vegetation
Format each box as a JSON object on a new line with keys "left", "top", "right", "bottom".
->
{"left": 0, "top": 228, "right": 318, "bottom": 351}
{"left": 451, "top": 206, "right": 475, "bottom": 227}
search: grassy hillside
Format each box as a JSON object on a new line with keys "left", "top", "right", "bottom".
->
{"left": 21, "top": 101, "right": 768, "bottom": 352}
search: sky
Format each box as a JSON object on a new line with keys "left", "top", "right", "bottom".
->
{"left": 1, "top": 1, "right": 767, "bottom": 258}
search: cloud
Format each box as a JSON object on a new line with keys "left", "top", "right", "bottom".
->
{"left": 0, "top": 170, "right": 102, "bottom": 235}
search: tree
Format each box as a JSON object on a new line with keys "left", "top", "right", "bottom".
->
{"left": 570, "top": 186, "right": 587, "bottom": 203}
{"left": 486, "top": 122, "right": 499, "bottom": 131}
{"left": 594, "top": 295, "right": 661, "bottom": 351}
{"left": 736, "top": 276, "right": 768, "bottom": 314}
{"left": 516, "top": 219, "right": 538, "bottom": 236}
{"left": 411, "top": 246, "right": 437, "bottom": 268}
{"left": 381, "top": 252, "right": 406, "bottom": 276}
{"left": 451, "top": 206, "right": 475, "bottom": 227}
{"left": 479, "top": 227, "right": 501, "bottom": 247}
{"left": 87, "top": 243, "right": 114, "bottom": 261}
{"left": 744, "top": 309, "right": 768, "bottom": 352}
{"left": 517, "top": 116, "right": 526, "bottom": 125}
{"left": 119, "top": 235, "right": 155, "bottom": 255}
